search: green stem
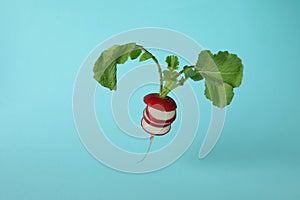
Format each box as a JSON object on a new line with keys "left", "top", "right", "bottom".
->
{"left": 160, "top": 87, "right": 170, "bottom": 98}
{"left": 160, "top": 66, "right": 193, "bottom": 98}
{"left": 137, "top": 45, "right": 163, "bottom": 94}
{"left": 160, "top": 78, "right": 188, "bottom": 98}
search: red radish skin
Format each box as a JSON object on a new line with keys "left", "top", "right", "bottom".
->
{"left": 143, "top": 93, "right": 177, "bottom": 112}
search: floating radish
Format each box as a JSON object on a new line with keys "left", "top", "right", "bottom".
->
{"left": 93, "top": 43, "right": 244, "bottom": 161}
{"left": 138, "top": 93, "right": 177, "bottom": 161}
{"left": 141, "top": 93, "right": 177, "bottom": 136}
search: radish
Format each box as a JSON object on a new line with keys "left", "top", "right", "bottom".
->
{"left": 93, "top": 43, "right": 244, "bottom": 162}
{"left": 141, "top": 93, "right": 177, "bottom": 136}
{"left": 139, "top": 93, "right": 177, "bottom": 162}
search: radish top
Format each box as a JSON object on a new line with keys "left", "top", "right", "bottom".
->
{"left": 93, "top": 43, "right": 244, "bottom": 108}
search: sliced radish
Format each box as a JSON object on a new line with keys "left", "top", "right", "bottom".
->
{"left": 141, "top": 93, "right": 177, "bottom": 136}
{"left": 141, "top": 119, "right": 171, "bottom": 136}
{"left": 139, "top": 93, "right": 177, "bottom": 161}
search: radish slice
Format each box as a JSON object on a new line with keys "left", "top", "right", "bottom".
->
{"left": 143, "top": 93, "right": 177, "bottom": 111}
{"left": 143, "top": 109, "right": 171, "bottom": 128}
{"left": 145, "top": 107, "right": 176, "bottom": 124}
{"left": 147, "top": 106, "right": 176, "bottom": 121}
{"left": 141, "top": 119, "right": 171, "bottom": 136}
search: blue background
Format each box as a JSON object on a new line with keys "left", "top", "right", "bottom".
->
{"left": 1, "top": 0, "right": 300, "bottom": 199}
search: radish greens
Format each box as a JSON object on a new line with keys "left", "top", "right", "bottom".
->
{"left": 93, "top": 42, "right": 244, "bottom": 108}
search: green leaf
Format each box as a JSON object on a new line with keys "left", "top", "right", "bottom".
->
{"left": 166, "top": 55, "right": 179, "bottom": 71}
{"left": 204, "top": 80, "right": 234, "bottom": 108}
{"left": 160, "top": 69, "right": 179, "bottom": 97}
{"left": 130, "top": 49, "right": 142, "bottom": 60}
{"left": 162, "top": 70, "right": 179, "bottom": 81}
{"left": 178, "top": 77, "right": 186, "bottom": 86}
{"left": 190, "top": 72, "right": 203, "bottom": 81}
{"left": 139, "top": 51, "right": 152, "bottom": 61}
{"left": 98, "top": 61, "right": 117, "bottom": 90}
{"left": 116, "top": 52, "right": 129, "bottom": 64}
{"left": 183, "top": 66, "right": 195, "bottom": 77}
{"left": 196, "top": 50, "right": 243, "bottom": 107}
{"left": 196, "top": 50, "right": 243, "bottom": 87}
{"left": 183, "top": 66, "right": 203, "bottom": 81}
{"left": 93, "top": 43, "right": 138, "bottom": 90}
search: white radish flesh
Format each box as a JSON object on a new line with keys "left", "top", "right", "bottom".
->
{"left": 143, "top": 109, "right": 172, "bottom": 127}
{"left": 147, "top": 106, "right": 176, "bottom": 120}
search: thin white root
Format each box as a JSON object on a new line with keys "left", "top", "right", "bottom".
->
{"left": 137, "top": 135, "right": 154, "bottom": 163}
